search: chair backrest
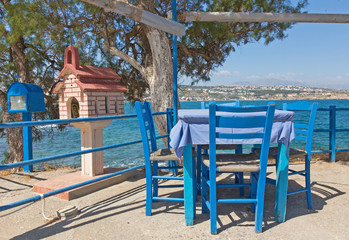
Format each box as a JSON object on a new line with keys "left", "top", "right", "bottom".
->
{"left": 282, "top": 101, "right": 318, "bottom": 154}
{"left": 209, "top": 103, "right": 276, "bottom": 170}
{"left": 201, "top": 100, "right": 240, "bottom": 109}
{"left": 135, "top": 102, "right": 158, "bottom": 157}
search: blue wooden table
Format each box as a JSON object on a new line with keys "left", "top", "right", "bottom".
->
{"left": 170, "top": 109, "right": 295, "bottom": 225}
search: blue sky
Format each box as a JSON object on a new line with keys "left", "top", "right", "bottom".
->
{"left": 183, "top": 0, "right": 349, "bottom": 89}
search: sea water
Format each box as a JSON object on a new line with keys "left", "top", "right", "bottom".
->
{"left": 0, "top": 99, "right": 348, "bottom": 169}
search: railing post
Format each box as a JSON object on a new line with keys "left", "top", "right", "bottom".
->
{"left": 166, "top": 108, "right": 174, "bottom": 146}
{"left": 329, "top": 105, "right": 336, "bottom": 162}
{"left": 172, "top": 0, "right": 178, "bottom": 127}
{"left": 166, "top": 108, "right": 178, "bottom": 175}
{"left": 22, "top": 112, "right": 33, "bottom": 172}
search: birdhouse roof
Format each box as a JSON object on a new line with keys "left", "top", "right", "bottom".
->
{"left": 52, "top": 78, "right": 127, "bottom": 93}
{"left": 75, "top": 79, "right": 127, "bottom": 92}
{"left": 54, "top": 46, "right": 126, "bottom": 93}
{"left": 58, "top": 64, "right": 121, "bottom": 80}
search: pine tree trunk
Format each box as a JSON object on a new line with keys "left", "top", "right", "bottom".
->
{"left": 0, "top": 92, "right": 23, "bottom": 166}
{"left": 102, "top": 0, "right": 175, "bottom": 144}
{"left": 0, "top": 37, "right": 30, "bottom": 165}
{"left": 144, "top": 26, "right": 174, "bottom": 144}
{"left": 12, "top": 37, "right": 31, "bottom": 83}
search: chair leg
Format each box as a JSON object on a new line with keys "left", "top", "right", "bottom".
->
{"left": 250, "top": 172, "right": 257, "bottom": 213}
{"left": 235, "top": 173, "right": 245, "bottom": 196}
{"left": 305, "top": 154, "right": 313, "bottom": 209}
{"left": 152, "top": 161, "right": 159, "bottom": 200}
{"left": 236, "top": 145, "right": 245, "bottom": 196}
{"left": 255, "top": 172, "right": 267, "bottom": 233}
{"left": 192, "top": 153, "right": 197, "bottom": 207}
{"left": 209, "top": 166, "right": 217, "bottom": 234}
{"left": 169, "top": 160, "right": 179, "bottom": 175}
{"left": 145, "top": 160, "right": 153, "bottom": 216}
{"left": 196, "top": 145, "right": 202, "bottom": 195}
{"left": 201, "top": 163, "right": 208, "bottom": 214}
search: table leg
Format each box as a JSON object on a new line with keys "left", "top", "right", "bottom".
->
{"left": 275, "top": 142, "right": 289, "bottom": 222}
{"left": 183, "top": 144, "right": 195, "bottom": 225}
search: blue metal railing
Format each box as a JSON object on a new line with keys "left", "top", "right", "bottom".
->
{"left": 1, "top": 104, "right": 349, "bottom": 211}
{"left": 0, "top": 109, "right": 173, "bottom": 211}
{"left": 0, "top": 165, "right": 144, "bottom": 211}
{"left": 313, "top": 106, "right": 349, "bottom": 162}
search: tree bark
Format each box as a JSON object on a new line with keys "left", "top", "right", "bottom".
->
{"left": 0, "top": 38, "right": 31, "bottom": 165}
{"left": 144, "top": 26, "right": 173, "bottom": 141}
{"left": 99, "top": 0, "right": 174, "bottom": 144}
{"left": 0, "top": 91, "right": 23, "bottom": 166}
{"left": 12, "top": 37, "right": 31, "bottom": 83}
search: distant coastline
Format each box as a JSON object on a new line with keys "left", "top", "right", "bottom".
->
{"left": 177, "top": 85, "right": 349, "bottom": 101}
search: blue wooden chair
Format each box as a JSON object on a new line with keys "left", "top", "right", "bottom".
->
{"left": 201, "top": 103, "right": 275, "bottom": 234}
{"left": 198, "top": 100, "right": 243, "bottom": 196}
{"left": 135, "top": 101, "right": 185, "bottom": 216}
{"left": 265, "top": 101, "right": 318, "bottom": 209}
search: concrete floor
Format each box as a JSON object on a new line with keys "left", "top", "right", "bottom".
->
{"left": 0, "top": 161, "right": 348, "bottom": 240}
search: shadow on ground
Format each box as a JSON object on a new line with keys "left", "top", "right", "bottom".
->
{"left": 10, "top": 183, "right": 147, "bottom": 240}
{"left": 3, "top": 161, "right": 347, "bottom": 238}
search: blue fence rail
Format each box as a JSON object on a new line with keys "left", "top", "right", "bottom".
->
{"left": 312, "top": 106, "right": 349, "bottom": 162}
{"left": 1, "top": 104, "right": 349, "bottom": 211}
{"left": 0, "top": 109, "right": 173, "bottom": 211}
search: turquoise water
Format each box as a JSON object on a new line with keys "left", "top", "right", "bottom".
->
{"left": 1, "top": 99, "right": 348, "bottom": 169}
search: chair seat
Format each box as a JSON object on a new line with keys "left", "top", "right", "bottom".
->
{"left": 150, "top": 148, "right": 181, "bottom": 161}
{"left": 203, "top": 154, "right": 260, "bottom": 172}
{"left": 255, "top": 147, "right": 307, "bottom": 160}
{"left": 201, "top": 144, "right": 238, "bottom": 150}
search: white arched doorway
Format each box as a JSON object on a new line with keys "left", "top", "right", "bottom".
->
{"left": 67, "top": 97, "right": 80, "bottom": 118}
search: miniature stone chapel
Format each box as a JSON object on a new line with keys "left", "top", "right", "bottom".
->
{"left": 53, "top": 46, "right": 126, "bottom": 119}
{"left": 53, "top": 46, "right": 127, "bottom": 176}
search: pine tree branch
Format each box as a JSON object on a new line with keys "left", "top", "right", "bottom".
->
{"left": 103, "top": 41, "right": 146, "bottom": 77}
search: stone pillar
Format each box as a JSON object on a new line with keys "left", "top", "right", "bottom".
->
{"left": 71, "top": 120, "right": 112, "bottom": 176}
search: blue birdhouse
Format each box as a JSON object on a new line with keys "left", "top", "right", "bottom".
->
{"left": 7, "top": 82, "right": 45, "bottom": 113}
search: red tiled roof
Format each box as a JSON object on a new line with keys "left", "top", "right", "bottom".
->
{"left": 57, "top": 46, "right": 126, "bottom": 93}
{"left": 75, "top": 80, "right": 127, "bottom": 92}
{"left": 58, "top": 65, "right": 121, "bottom": 80}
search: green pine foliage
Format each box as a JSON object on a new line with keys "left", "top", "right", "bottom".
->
{"left": 0, "top": 0, "right": 307, "bottom": 163}
{"left": 0, "top": 0, "right": 308, "bottom": 105}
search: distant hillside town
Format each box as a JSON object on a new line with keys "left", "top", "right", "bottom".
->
{"left": 176, "top": 85, "right": 349, "bottom": 101}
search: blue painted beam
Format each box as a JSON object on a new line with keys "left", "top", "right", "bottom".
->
{"left": 335, "top": 148, "right": 349, "bottom": 152}
{"left": 0, "top": 111, "right": 170, "bottom": 129}
{"left": 22, "top": 112, "right": 33, "bottom": 172}
{"left": 0, "top": 139, "right": 142, "bottom": 171}
{"left": 217, "top": 199, "right": 257, "bottom": 204}
{"left": 0, "top": 133, "right": 168, "bottom": 171}
{"left": 311, "top": 150, "right": 332, "bottom": 153}
{"left": 333, "top": 129, "right": 349, "bottom": 132}
{"left": 152, "top": 197, "right": 184, "bottom": 202}
{"left": 329, "top": 105, "right": 336, "bottom": 162}
{"left": 152, "top": 176, "right": 184, "bottom": 180}
{"left": 172, "top": 0, "right": 178, "bottom": 126}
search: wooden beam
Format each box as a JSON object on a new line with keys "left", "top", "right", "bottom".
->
{"left": 180, "top": 12, "right": 349, "bottom": 23}
{"left": 82, "top": 0, "right": 186, "bottom": 37}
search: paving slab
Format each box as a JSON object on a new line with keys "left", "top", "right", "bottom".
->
{"left": 32, "top": 167, "right": 141, "bottom": 200}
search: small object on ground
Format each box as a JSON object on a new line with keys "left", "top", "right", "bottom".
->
{"left": 56, "top": 205, "right": 79, "bottom": 220}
